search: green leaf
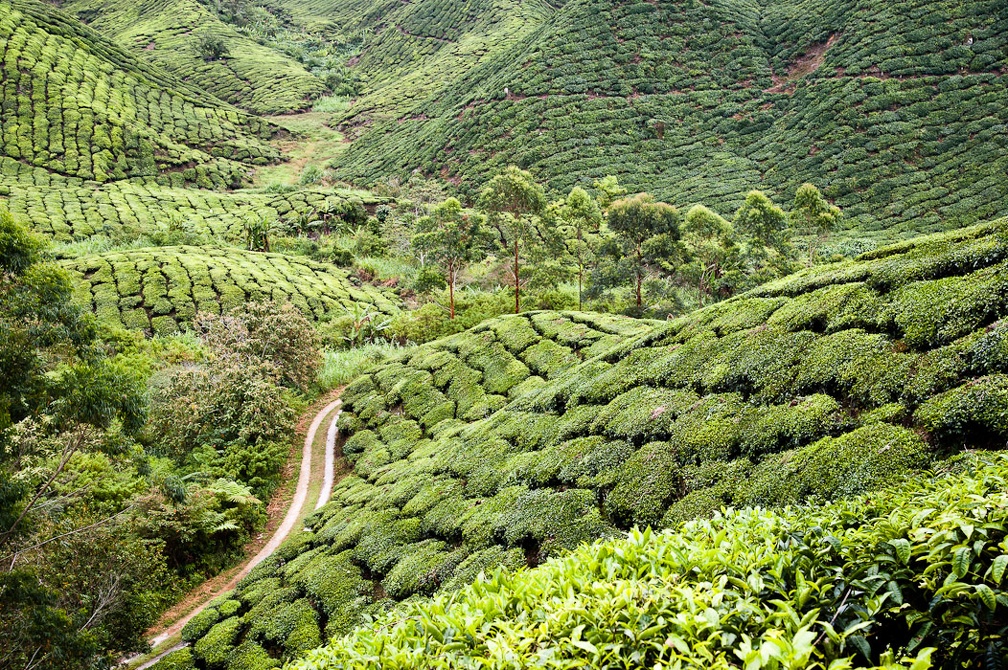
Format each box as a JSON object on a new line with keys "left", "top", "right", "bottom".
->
{"left": 954, "top": 547, "right": 973, "bottom": 579}
{"left": 890, "top": 538, "right": 912, "bottom": 565}
{"left": 990, "top": 555, "right": 1008, "bottom": 584}
{"left": 976, "top": 584, "right": 997, "bottom": 611}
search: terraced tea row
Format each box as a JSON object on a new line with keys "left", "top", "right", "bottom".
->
{"left": 64, "top": 246, "right": 399, "bottom": 335}
{"left": 176, "top": 217, "right": 1008, "bottom": 668}
{"left": 0, "top": 0, "right": 279, "bottom": 185}
{"left": 0, "top": 164, "right": 384, "bottom": 243}
{"left": 62, "top": 0, "right": 328, "bottom": 115}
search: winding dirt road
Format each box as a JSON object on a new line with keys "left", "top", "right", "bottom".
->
{"left": 128, "top": 396, "right": 343, "bottom": 669}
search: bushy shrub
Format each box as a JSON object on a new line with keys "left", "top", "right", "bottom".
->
{"left": 193, "top": 616, "right": 242, "bottom": 668}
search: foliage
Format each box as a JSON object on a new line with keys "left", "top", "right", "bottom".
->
{"left": 479, "top": 166, "right": 548, "bottom": 314}
{"left": 295, "top": 453, "right": 1008, "bottom": 670}
{"left": 186, "top": 219, "right": 1008, "bottom": 665}
{"left": 598, "top": 192, "right": 680, "bottom": 309}
{"left": 412, "top": 198, "right": 489, "bottom": 319}
{"left": 62, "top": 246, "right": 399, "bottom": 335}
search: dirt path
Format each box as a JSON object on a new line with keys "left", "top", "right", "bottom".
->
{"left": 127, "top": 395, "right": 343, "bottom": 669}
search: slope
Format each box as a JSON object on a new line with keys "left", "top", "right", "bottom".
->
{"left": 60, "top": 0, "right": 329, "bottom": 115}
{"left": 313, "top": 0, "right": 1008, "bottom": 238}
{"left": 294, "top": 454, "right": 1008, "bottom": 668}
{"left": 63, "top": 246, "right": 400, "bottom": 335}
{"left": 0, "top": 0, "right": 280, "bottom": 187}
{"left": 175, "top": 216, "right": 1008, "bottom": 668}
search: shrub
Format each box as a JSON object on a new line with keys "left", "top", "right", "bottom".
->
{"left": 181, "top": 607, "right": 221, "bottom": 643}
{"left": 193, "top": 616, "right": 242, "bottom": 668}
{"left": 914, "top": 375, "right": 1008, "bottom": 447}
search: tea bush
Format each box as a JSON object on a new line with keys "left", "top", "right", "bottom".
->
{"left": 183, "top": 219, "right": 1008, "bottom": 666}
{"left": 61, "top": 246, "right": 399, "bottom": 334}
{"left": 294, "top": 453, "right": 1008, "bottom": 669}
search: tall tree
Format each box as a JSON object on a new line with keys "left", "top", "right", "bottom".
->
{"left": 412, "top": 198, "right": 489, "bottom": 319}
{"left": 593, "top": 175, "right": 627, "bottom": 213}
{"left": 552, "top": 187, "right": 603, "bottom": 310}
{"left": 792, "top": 182, "right": 842, "bottom": 262}
{"left": 602, "top": 193, "right": 680, "bottom": 309}
{"left": 479, "top": 166, "right": 547, "bottom": 314}
{"left": 681, "top": 204, "right": 740, "bottom": 304}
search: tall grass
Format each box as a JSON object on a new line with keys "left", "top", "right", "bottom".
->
{"left": 316, "top": 341, "right": 411, "bottom": 390}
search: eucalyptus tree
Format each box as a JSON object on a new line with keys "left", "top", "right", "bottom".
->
{"left": 601, "top": 193, "right": 680, "bottom": 309}
{"left": 479, "top": 166, "right": 547, "bottom": 314}
{"left": 412, "top": 198, "right": 489, "bottom": 319}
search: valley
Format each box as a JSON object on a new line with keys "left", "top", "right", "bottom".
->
{"left": 0, "top": 0, "right": 1006, "bottom": 668}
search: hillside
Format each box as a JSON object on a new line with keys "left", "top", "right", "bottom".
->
{"left": 293, "top": 453, "right": 1008, "bottom": 669}
{"left": 64, "top": 246, "right": 399, "bottom": 334}
{"left": 303, "top": 0, "right": 1008, "bottom": 237}
{"left": 0, "top": 0, "right": 279, "bottom": 187}
{"left": 60, "top": 0, "right": 329, "bottom": 115}
{"left": 175, "top": 217, "right": 1008, "bottom": 668}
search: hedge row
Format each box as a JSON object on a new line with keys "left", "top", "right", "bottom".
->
{"left": 62, "top": 245, "right": 399, "bottom": 334}
{"left": 0, "top": 0, "right": 279, "bottom": 185}
{"left": 181, "top": 218, "right": 1008, "bottom": 667}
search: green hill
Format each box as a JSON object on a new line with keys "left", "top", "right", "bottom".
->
{"left": 0, "top": 0, "right": 279, "bottom": 187}
{"left": 175, "top": 217, "right": 1008, "bottom": 668}
{"left": 60, "top": 0, "right": 329, "bottom": 115}
{"left": 290, "top": 453, "right": 1008, "bottom": 669}
{"left": 63, "top": 246, "right": 399, "bottom": 334}
{"left": 304, "top": 0, "right": 1008, "bottom": 237}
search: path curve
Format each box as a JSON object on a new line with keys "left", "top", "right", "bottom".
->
{"left": 130, "top": 396, "right": 343, "bottom": 669}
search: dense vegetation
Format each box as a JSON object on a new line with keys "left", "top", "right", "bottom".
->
{"left": 0, "top": 206, "right": 332, "bottom": 668}
{"left": 310, "top": 0, "right": 1008, "bottom": 237}
{"left": 3, "top": 0, "right": 1008, "bottom": 667}
{"left": 0, "top": 0, "right": 279, "bottom": 186}
{"left": 176, "top": 218, "right": 1008, "bottom": 668}
{"left": 60, "top": 0, "right": 332, "bottom": 115}
{"left": 63, "top": 246, "right": 398, "bottom": 334}
{"left": 293, "top": 451, "right": 1008, "bottom": 669}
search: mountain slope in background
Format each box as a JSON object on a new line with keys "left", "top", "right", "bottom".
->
{"left": 60, "top": 0, "right": 329, "bottom": 115}
{"left": 0, "top": 0, "right": 279, "bottom": 188}
{"left": 301, "top": 0, "right": 1008, "bottom": 239}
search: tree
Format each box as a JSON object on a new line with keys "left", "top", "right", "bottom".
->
{"left": 552, "top": 187, "right": 603, "bottom": 310}
{"left": 602, "top": 193, "right": 680, "bottom": 309}
{"left": 196, "top": 29, "right": 229, "bottom": 61}
{"left": 734, "top": 190, "right": 788, "bottom": 250}
{"left": 681, "top": 204, "right": 741, "bottom": 304}
{"left": 593, "top": 175, "right": 627, "bottom": 213}
{"left": 411, "top": 198, "right": 489, "bottom": 319}
{"left": 479, "top": 166, "right": 547, "bottom": 314}
{"left": 792, "top": 183, "right": 842, "bottom": 262}
{"left": 0, "top": 206, "right": 148, "bottom": 669}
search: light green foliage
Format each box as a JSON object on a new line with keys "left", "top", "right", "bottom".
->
{"left": 189, "top": 220, "right": 1008, "bottom": 665}
{"left": 62, "top": 246, "right": 398, "bottom": 334}
{"left": 0, "top": 1, "right": 278, "bottom": 186}
{"left": 294, "top": 454, "right": 1008, "bottom": 669}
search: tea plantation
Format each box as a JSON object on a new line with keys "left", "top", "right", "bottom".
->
{"left": 61, "top": 0, "right": 329, "bottom": 115}
{"left": 293, "top": 452, "right": 1008, "bottom": 669}
{"left": 0, "top": 0, "right": 279, "bottom": 186}
{"left": 174, "top": 217, "right": 1008, "bottom": 668}
{"left": 310, "top": 0, "right": 1008, "bottom": 235}
{"left": 63, "top": 246, "right": 399, "bottom": 334}
{"left": 0, "top": 163, "right": 383, "bottom": 243}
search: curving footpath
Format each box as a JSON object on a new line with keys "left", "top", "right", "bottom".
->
{"left": 129, "top": 396, "right": 343, "bottom": 669}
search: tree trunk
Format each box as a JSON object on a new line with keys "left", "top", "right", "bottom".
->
{"left": 449, "top": 268, "right": 456, "bottom": 319}
{"left": 635, "top": 246, "right": 643, "bottom": 308}
{"left": 578, "top": 267, "right": 583, "bottom": 311}
{"left": 514, "top": 239, "right": 520, "bottom": 314}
